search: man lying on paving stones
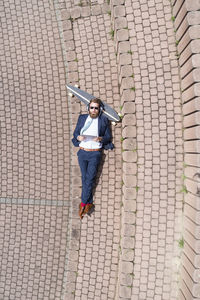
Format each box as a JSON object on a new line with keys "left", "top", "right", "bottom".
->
{"left": 72, "top": 98, "right": 114, "bottom": 219}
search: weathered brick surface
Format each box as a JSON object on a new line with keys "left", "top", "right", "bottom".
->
{"left": 185, "top": 193, "right": 200, "bottom": 210}
{"left": 178, "top": 25, "right": 200, "bottom": 53}
{"left": 173, "top": 0, "right": 200, "bottom": 299}
{"left": 184, "top": 111, "right": 200, "bottom": 128}
{"left": 110, "top": 0, "right": 184, "bottom": 299}
{"left": 179, "top": 39, "right": 200, "bottom": 66}
{"left": 1, "top": 0, "right": 192, "bottom": 299}
{"left": 174, "top": 1, "right": 188, "bottom": 32}
{"left": 0, "top": 1, "right": 72, "bottom": 298}
{"left": 186, "top": 0, "right": 200, "bottom": 11}
{"left": 180, "top": 54, "right": 200, "bottom": 78}
{"left": 173, "top": 0, "right": 185, "bottom": 17}
{"left": 63, "top": 8, "right": 122, "bottom": 300}
{"left": 181, "top": 69, "right": 200, "bottom": 91}
{"left": 183, "top": 97, "right": 200, "bottom": 115}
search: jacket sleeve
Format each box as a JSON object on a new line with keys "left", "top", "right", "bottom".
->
{"left": 101, "top": 117, "right": 114, "bottom": 150}
{"left": 101, "top": 118, "right": 112, "bottom": 144}
{"left": 71, "top": 115, "right": 82, "bottom": 147}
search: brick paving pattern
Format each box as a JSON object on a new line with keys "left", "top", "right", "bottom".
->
{"left": 71, "top": 14, "right": 122, "bottom": 300}
{"left": 126, "top": 1, "right": 184, "bottom": 299}
{"left": 0, "top": 1, "right": 71, "bottom": 299}
{"left": 0, "top": 0, "right": 184, "bottom": 299}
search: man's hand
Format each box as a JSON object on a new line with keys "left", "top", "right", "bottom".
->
{"left": 77, "top": 135, "right": 85, "bottom": 142}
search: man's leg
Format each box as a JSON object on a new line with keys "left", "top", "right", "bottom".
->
{"left": 77, "top": 150, "right": 88, "bottom": 205}
{"left": 77, "top": 150, "right": 101, "bottom": 218}
{"left": 77, "top": 150, "right": 88, "bottom": 219}
{"left": 81, "top": 151, "right": 101, "bottom": 204}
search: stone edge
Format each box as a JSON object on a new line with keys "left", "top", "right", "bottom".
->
{"left": 173, "top": 0, "right": 200, "bottom": 299}
{"left": 110, "top": 0, "right": 137, "bottom": 299}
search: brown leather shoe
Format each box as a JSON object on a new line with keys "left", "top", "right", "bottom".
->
{"left": 84, "top": 204, "right": 94, "bottom": 215}
{"left": 79, "top": 204, "right": 85, "bottom": 219}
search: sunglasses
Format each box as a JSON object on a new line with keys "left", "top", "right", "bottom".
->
{"left": 90, "top": 106, "right": 99, "bottom": 110}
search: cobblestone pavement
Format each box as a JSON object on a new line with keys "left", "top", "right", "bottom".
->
{"left": 127, "top": 1, "right": 184, "bottom": 299}
{"left": 0, "top": 0, "right": 184, "bottom": 300}
{"left": 0, "top": 1, "right": 71, "bottom": 299}
{"left": 69, "top": 14, "right": 122, "bottom": 300}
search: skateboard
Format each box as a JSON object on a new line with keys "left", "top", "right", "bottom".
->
{"left": 67, "top": 85, "right": 121, "bottom": 122}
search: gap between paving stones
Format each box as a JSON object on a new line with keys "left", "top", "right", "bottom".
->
{"left": 0, "top": 198, "right": 70, "bottom": 206}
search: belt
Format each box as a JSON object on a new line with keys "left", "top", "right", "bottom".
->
{"left": 80, "top": 147, "right": 101, "bottom": 152}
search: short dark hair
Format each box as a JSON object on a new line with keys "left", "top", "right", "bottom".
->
{"left": 89, "top": 98, "right": 102, "bottom": 107}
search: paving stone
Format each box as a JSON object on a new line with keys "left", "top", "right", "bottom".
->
{"left": 182, "top": 83, "right": 200, "bottom": 103}
{"left": 123, "top": 161, "right": 137, "bottom": 175}
{"left": 63, "top": 30, "right": 74, "bottom": 41}
{"left": 117, "top": 28, "right": 129, "bottom": 41}
{"left": 122, "top": 102, "right": 135, "bottom": 114}
{"left": 118, "top": 41, "right": 131, "bottom": 53}
{"left": 122, "top": 187, "right": 137, "bottom": 201}
{"left": 113, "top": 0, "right": 125, "bottom": 5}
{"left": 122, "top": 150, "right": 137, "bottom": 163}
{"left": 181, "top": 69, "right": 200, "bottom": 91}
{"left": 187, "top": 11, "right": 200, "bottom": 26}
{"left": 186, "top": 0, "right": 200, "bottom": 11}
{"left": 65, "top": 40, "right": 75, "bottom": 51}
{"left": 121, "top": 76, "right": 134, "bottom": 89}
{"left": 120, "top": 272, "right": 133, "bottom": 286}
{"left": 115, "top": 17, "right": 128, "bottom": 29}
{"left": 122, "top": 114, "right": 136, "bottom": 127}
{"left": 101, "top": 3, "right": 110, "bottom": 14}
{"left": 120, "top": 65, "right": 133, "bottom": 80}
{"left": 91, "top": 5, "right": 101, "bottom": 16}
{"left": 119, "top": 285, "right": 132, "bottom": 298}
{"left": 180, "top": 54, "right": 200, "bottom": 79}
{"left": 70, "top": 7, "right": 81, "bottom": 19}
{"left": 122, "top": 125, "right": 136, "bottom": 138}
{"left": 178, "top": 25, "right": 200, "bottom": 53}
{"left": 123, "top": 198, "right": 136, "bottom": 212}
{"left": 114, "top": 5, "right": 126, "bottom": 17}
{"left": 179, "top": 40, "right": 200, "bottom": 66}
{"left": 80, "top": 6, "right": 91, "bottom": 17}
{"left": 61, "top": 9, "right": 70, "bottom": 20}
{"left": 121, "top": 261, "right": 134, "bottom": 273}
{"left": 172, "top": 0, "right": 184, "bottom": 17}
{"left": 122, "top": 91, "right": 135, "bottom": 106}
{"left": 63, "top": 19, "right": 72, "bottom": 30}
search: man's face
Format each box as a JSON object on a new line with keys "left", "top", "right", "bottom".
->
{"left": 89, "top": 102, "right": 100, "bottom": 119}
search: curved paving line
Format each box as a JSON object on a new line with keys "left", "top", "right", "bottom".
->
{"left": 51, "top": 1, "right": 75, "bottom": 299}
{"left": 110, "top": 1, "right": 184, "bottom": 299}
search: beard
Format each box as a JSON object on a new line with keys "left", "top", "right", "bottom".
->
{"left": 89, "top": 111, "right": 99, "bottom": 119}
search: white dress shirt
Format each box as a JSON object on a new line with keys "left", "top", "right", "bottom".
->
{"left": 79, "top": 116, "right": 102, "bottom": 149}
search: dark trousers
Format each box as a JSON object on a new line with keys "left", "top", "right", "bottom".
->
{"left": 77, "top": 149, "right": 101, "bottom": 204}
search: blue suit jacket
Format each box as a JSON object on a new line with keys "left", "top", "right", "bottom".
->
{"left": 72, "top": 114, "right": 114, "bottom": 150}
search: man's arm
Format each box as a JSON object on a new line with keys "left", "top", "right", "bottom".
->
{"left": 98, "top": 117, "right": 112, "bottom": 145}
{"left": 73, "top": 115, "right": 82, "bottom": 140}
{"left": 101, "top": 122, "right": 112, "bottom": 144}
{"left": 72, "top": 115, "right": 85, "bottom": 147}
